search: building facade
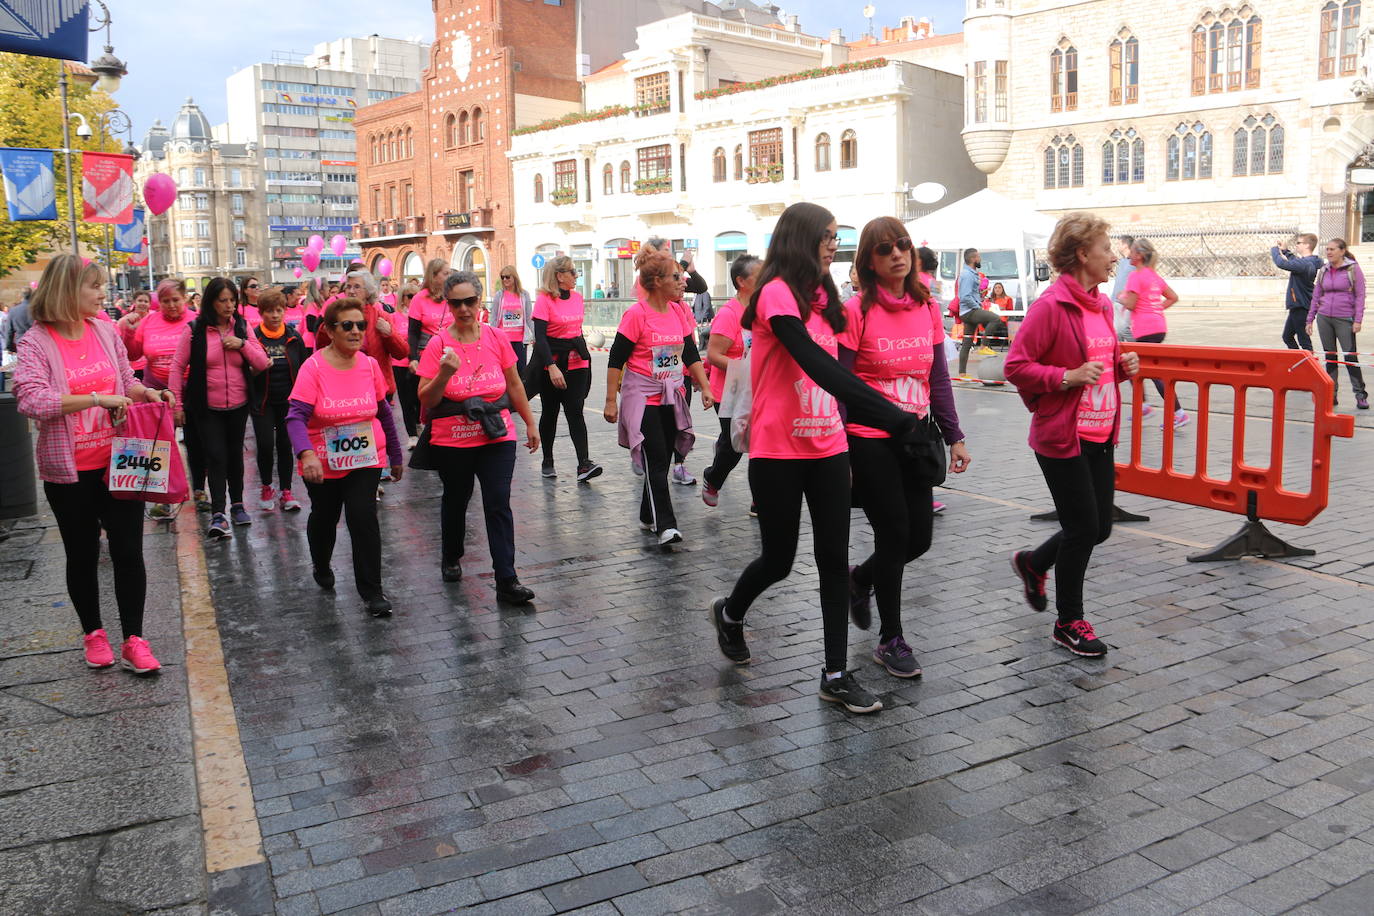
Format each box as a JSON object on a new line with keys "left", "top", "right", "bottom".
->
{"left": 508, "top": 13, "right": 983, "bottom": 297}
{"left": 960, "top": 0, "right": 1374, "bottom": 292}
{"left": 136, "top": 100, "right": 269, "bottom": 291}
{"left": 223, "top": 36, "right": 429, "bottom": 284}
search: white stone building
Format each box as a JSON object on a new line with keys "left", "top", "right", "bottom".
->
{"left": 508, "top": 13, "right": 984, "bottom": 298}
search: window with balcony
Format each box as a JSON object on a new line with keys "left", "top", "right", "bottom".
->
{"left": 553, "top": 159, "right": 577, "bottom": 204}
{"left": 1043, "top": 134, "right": 1084, "bottom": 189}
{"left": 620, "top": 161, "right": 631, "bottom": 193}
{"left": 1320, "top": 1, "right": 1361, "bottom": 79}
{"left": 815, "top": 133, "right": 831, "bottom": 171}
{"left": 635, "top": 144, "right": 672, "bottom": 193}
{"left": 746, "top": 128, "right": 783, "bottom": 183}
{"left": 972, "top": 61, "right": 987, "bottom": 123}
{"left": 457, "top": 170, "right": 476, "bottom": 211}
{"left": 634, "top": 72, "right": 671, "bottom": 116}
{"left": 995, "top": 61, "right": 1009, "bottom": 121}
{"left": 1050, "top": 44, "right": 1078, "bottom": 112}
{"left": 1192, "top": 9, "right": 1261, "bottom": 94}
{"left": 232, "top": 219, "right": 246, "bottom": 241}
{"left": 230, "top": 168, "right": 243, "bottom": 187}
{"left": 389, "top": 186, "right": 398, "bottom": 219}
{"left": 840, "top": 130, "right": 858, "bottom": 169}
{"left": 1101, "top": 128, "right": 1145, "bottom": 184}
{"left": 1109, "top": 35, "right": 1139, "bottom": 104}
{"left": 1167, "top": 122, "right": 1213, "bottom": 181}
{"left": 603, "top": 163, "right": 614, "bottom": 194}
{"left": 235, "top": 247, "right": 247, "bottom": 268}
{"left": 712, "top": 148, "right": 727, "bottom": 182}
{"left": 406, "top": 183, "right": 414, "bottom": 216}
{"left": 231, "top": 194, "right": 244, "bottom": 214}
{"left": 534, "top": 174, "right": 544, "bottom": 203}
{"left": 1233, "top": 114, "right": 1284, "bottom": 176}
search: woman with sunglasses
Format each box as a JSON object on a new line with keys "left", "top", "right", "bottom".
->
{"left": 239, "top": 277, "right": 262, "bottom": 326}
{"left": 603, "top": 247, "right": 712, "bottom": 546}
{"left": 415, "top": 272, "right": 538, "bottom": 603}
{"left": 287, "top": 297, "right": 405, "bottom": 617}
{"left": 708, "top": 203, "right": 921, "bottom": 715}
{"left": 840, "top": 218, "right": 972, "bottom": 680}
{"left": 489, "top": 266, "right": 533, "bottom": 376}
{"left": 529, "top": 256, "right": 601, "bottom": 482}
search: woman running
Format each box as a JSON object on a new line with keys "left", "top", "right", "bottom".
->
{"left": 249, "top": 288, "right": 306, "bottom": 512}
{"left": 1306, "top": 238, "right": 1368, "bottom": 409}
{"left": 15, "top": 254, "right": 175, "bottom": 675}
{"left": 1119, "top": 238, "right": 1184, "bottom": 427}
{"left": 841, "top": 217, "right": 972, "bottom": 679}
{"left": 603, "top": 247, "right": 712, "bottom": 546}
{"left": 170, "top": 277, "right": 269, "bottom": 538}
{"left": 287, "top": 297, "right": 405, "bottom": 616}
{"left": 529, "top": 256, "right": 601, "bottom": 482}
{"left": 489, "top": 265, "right": 533, "bottom": 376}
{"left": 701, "top": 253, "right": 761, "bottom": 508}
{"left": 1006, "top": 213, "right": 1141, "bottom": 659}
{"left": 415, "top": 271, "right": 539, "bottom": 602}
{"left": 708, "top": 202, "right": 921, "bottom": 715}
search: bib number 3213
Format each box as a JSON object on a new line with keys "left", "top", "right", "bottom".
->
{"left": 324, "top": 421, "right": 378, "bottom": 471}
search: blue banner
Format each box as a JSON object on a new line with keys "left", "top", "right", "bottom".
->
{"left": 0, "top": 1, "right": 89, "bottom": 61}
{"left": 0, "top": 147, "right": 58, "bottom": 221}
{"left": 114, "top": 207, "right": 144, "bottom": 253}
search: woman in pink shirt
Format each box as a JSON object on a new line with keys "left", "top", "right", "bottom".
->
{"left": 707, "top": 203, "right": 920, "bottom": 715}
{"left": 238, "top": 276, "right": 262, "bottom": 327}
{"left": 14, "top": 254, "right": 175, "bottom": 675}
{"left": 301, "top": 278, "right": 325, "bottom": 350}
{"left": 121, "top": 290, "right": 151, "bottom": 379}
{"left": 488, "top": 265, "right": 533, "bottom": 376}
{"left": 287, "top": 298, "right": 405, "bottom": 617}
{"left": 170, "top": 277, "right": 269, "bottom": 538}
{"left": 700, "top": 253, "right": 761, "bottom": 509}
{"left": 841, "top": 217, "right": 973, "bottom": 679}
{"left": 415, "top": 271, "right": 539, "bottom": 603}
{"left": 407, "top": 258, "right": 452, "bottom": 372}
{"left": 1119, "top": 238, "right": 1183, "bottom": 427}
{"left": 603, "top": 248, "right": 712, "bottom": 546}
{"left": 1005, "top": 213, "right": 1141, "bottom": 659}
{"left": 531, "top": 257, "right": 600, "bottom": 482}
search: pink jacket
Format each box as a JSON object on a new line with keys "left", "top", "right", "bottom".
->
{"left": 1004, "top": 275, "right": 1129, "bottom": 459}
{"left": 15, "top": 319, "right": 139, "bottom": 483}
{"left": 168, "top": 323, "right": 270, "bottom": 411}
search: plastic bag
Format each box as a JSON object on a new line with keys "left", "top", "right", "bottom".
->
{"left": 718, "top": 355, "right": 751, "bottom": 452}
{"left": 107, "top": 401, "right": 188, "bottom": 505}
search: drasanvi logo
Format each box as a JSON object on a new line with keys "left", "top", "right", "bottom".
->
{"left": 320, "top": 393, "right": 373, "bottom": 412}
{"left": 68, "top": 359, "right": 111, "bottom": 380}
{"left": 876, "top": 334, "right": 931, "bottom": 352}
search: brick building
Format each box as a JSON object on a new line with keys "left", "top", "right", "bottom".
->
{"left": 352, "top": 0, "right": 582, "bottom": 291}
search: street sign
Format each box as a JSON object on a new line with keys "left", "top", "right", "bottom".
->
{"left": 532, "top": 253, "right": 546, "bottom": 269}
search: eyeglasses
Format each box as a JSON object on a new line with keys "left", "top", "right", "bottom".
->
{"left": 335, "top": 319, "right": 368, "bottom": 332}
{"left": 874, "top": 237, "right": 914, "bottom": 257}
{"left": 447, "top": 295, "right": 480, "bottom": 308}
{"left": 820, "top": 231, "right": 837, "bottom": 244}
{"left": 557, "top": 268, "right": 581, "bottom": 277}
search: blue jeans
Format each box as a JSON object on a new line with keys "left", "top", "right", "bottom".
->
{"left": 1282, "top": 307, "right": 1313, "bottom": 351}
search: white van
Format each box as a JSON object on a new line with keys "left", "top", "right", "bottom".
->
{"left": 934, "top": 248, "right": 1050, "bottom": 319}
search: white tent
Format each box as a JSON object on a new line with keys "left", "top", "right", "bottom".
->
{"left": 904, "top": 188, "right": 1059, "bottom": 251}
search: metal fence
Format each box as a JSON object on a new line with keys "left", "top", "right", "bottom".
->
{"left": 1117, "top": 226, "right": 1299, "bottom": 278}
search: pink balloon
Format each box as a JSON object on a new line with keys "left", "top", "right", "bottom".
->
{"left": 308, "top": 235, "right": 325, "bottom": 253}
{"left": 378, "top": 258, "right": 394, "bottom": 277}
{"left": 302, "top": 250, "right": 321, "bottom": 273}
{"left": 293, "top": 267, "right": 303, "bottom": 279}
{"left": 29, "top": 281, "right": 38, "bottom": 288}
{"left": 330, "top": 234, "right": 348, "bottom": 256}
{"left": 143, "top": 173, "right": 177, "bottom": 216}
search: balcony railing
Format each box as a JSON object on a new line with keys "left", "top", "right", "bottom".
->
{"left": 744, "top": 163, "right": 784, "bottom": 184}
{"left": 633, "top": 175, "right": 672, "bottom": 195}
{"left": 551, "top": 186, "right": 579, "bottom": 206}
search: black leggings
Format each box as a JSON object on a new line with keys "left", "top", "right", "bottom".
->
{"left": 1133, "top": 332, "right": 1167, "bottom": 399}
{"left": 703, "top": 410, "right": 744, "bottom": 491}
{"left": 434, "top": 441, "right": 518, "bottom": 580}
{"left": 638, "top": 405, "right": 679, "bottom": 532}
{"left": 538, "top": 366, "right": 590, "bottom": 464}
{"left": 44, "top": 468, "right": 146, "bottom": 637}
{"left": 303, "top": 467, "right": 384, "bottom": 598}
{"left": 194, "top": 405, "right": 248, "bottom": 513}
{"left": 392, "top": 365, "right": 420, "bottom": 438}
{"left": 1028, "top": 440, "right": 1115, "bottom": 622}
{"left": 725, "top": 454, "right": 851, "bottom": 672}
{"left": 1282, "top": 307, "right": 1313, "bottom": 351}
{"left": 250, "top": 400, "right": 293, "bottom": 491}
{"left": 849, "top": 436, "right": 934, "bottom": 642}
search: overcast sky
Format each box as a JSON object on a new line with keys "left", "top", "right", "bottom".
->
{"left": 108, "top": 0, "right": 966, "bottom": 141}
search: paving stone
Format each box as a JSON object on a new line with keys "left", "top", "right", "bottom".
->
{"left": 543, "top": 864, "right": 650, "bottom": 911}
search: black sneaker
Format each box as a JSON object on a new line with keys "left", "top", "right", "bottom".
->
{"left": 364, "top": 594, "right": 393, "bottom": 617}
{"left": 818, "top": 670, "right": 883, "bottom": 714}
{"left": 710, "top": 597, "right": 750, "bottom": 665}
{"left": 496, "top": 577, "right": 535, "bottom": 604}
{"left": 1052, "top": 618, "right": 1108, "bottom": 657}
{"left": 441, "top": 560, "right": 462, "bottom": 583}
{"left": 1011, "top": 550, "right": 1048, "bottom": 612}
{"left": 848, "top": 565, "right": 873, "bottom": 630}
{"left": 313, "top": 566, "right": 335, "bottom": 590}
{"left": 541, "top": 461, "right": 557, "bottom": 479}
{"left": 576, "top": 461, "right": 603, "bottom": 482}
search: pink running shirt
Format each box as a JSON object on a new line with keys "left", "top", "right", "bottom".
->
{"left": 54, "top": 331, "right": 118, "bottom": 471}
{"left": 289, "top": 352, "right": 389, "bottom": 479}
{"left": 1077, "top": 305, "right": 1118, "bottom": 442}
{"left": 1126, "top": 267, "right": 1167, "bottom": 338}
{"left": 616, "top": 300, "right": 695, "bottom": 406}
{"left": 533, "top": 291, "right": 589, "bottom": 370}
{"left": 706, "top": 297, "right": 749, "bottom": 404}
{"left": 840, "top": 293, "right": 943, "bottom": 439}
{"left": 417, "top": 325, "right": 517, "bottom": 448}
{"left": 496, "top": 291, "right": 526, "bottom": 343}
{"left": 134, "top": 311, "right": 194, "bottom": 385}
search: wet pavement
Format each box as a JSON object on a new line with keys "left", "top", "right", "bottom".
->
{"left": 4, "top": 338, "right": 1374, "bottom": 914}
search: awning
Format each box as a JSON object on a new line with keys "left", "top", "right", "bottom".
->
{"left": 714, "top": 232, "right": 747, "bottom": 251}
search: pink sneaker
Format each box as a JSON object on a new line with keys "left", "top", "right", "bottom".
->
{"left": 83, "top": 629, "right": 115, "bottom": 668}
{"left": 121, "top": 636, "right": 162, "bottom": 675}
{"left": 932, "top": 500, "right": 946, "bottom": 514}
{"left": 279, "top": 489, "right": 302, "bottom": 512}
{"left": 701, "top": 483, "right": 719, "bottom": 507}
{"left": 258, "top": 485, "right": 276, "bottom": 510}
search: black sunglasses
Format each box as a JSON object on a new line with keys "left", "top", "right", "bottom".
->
{"left": 874, "top": 237, "right": 914, "bottom": 257}
{"left": 447, "top": 295, "right": 480, "bottom": 308}
{"left": 335, "top": 319, "right": 368, "bottom": 332}
{"left": 246, "top": 284, "right": 259, "bottom": 290}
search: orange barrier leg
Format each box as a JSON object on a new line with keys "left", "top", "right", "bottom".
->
{"left": 1187, "top": 491, "right": 1316, "bottom": 562}
{"left": 1030, "top": 506, "right": 1150, "bottom": 524}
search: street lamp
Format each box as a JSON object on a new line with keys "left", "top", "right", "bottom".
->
{"left": 58, "top": 0, "right": 125, "bottom": 252}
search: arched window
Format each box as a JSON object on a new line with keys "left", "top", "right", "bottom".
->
{"left": 473, "top": 107, "right": 484, "bottom": 141}
{"left": 1167, "top": 122, "right": 1212, "bottom": 181}
{"left": 389, "top": 132, "right": 397, "bottom": 161}
{"left": 1320, "top": 1, "right": 1362, "bottom": 79}
{"left": 370, "top": 135, "right": 378, "bottom": 163}
{"left": 840, "top": 130, "right": 858, "bottom": 169}
{"left": 603, "top": 163, "right": 614, "bottom": 194}
{"left": 405, "top": 127, "right": 413, "bottom": 158}
{"left": 533, "top": 174, "right": 543, "bottom": 203}
{"left": 815, "top": 133, "right": 831, "bottom": 171}
{"left": 1234, "top": 114, "right": 1284, "bottom": 176}
{"left": 1192, "top": 8, "right": 1262, "bottom": 95}
{"left": 1109, "top": 35, "right": 1139, "bottom": 105}
{"left": 712, "top": 147, "right": 726, "bottom": 182}
{"left": 1050, "top": 44, "right": 1078, "bottom": 112}
{"left": 1101, "top": 128, "right": 1145, "bottom": 184}
{"left": 444, "top": 113, "right": 457, "bottom": 149}
{"left": 619, "top": 161, "right": 631, "bottom": 193}
{"left": 733, "top": 145, "right": 743, "bottom": 180}
{"left": 1043, "top": 134, "right": 1083, "bottom": 188}
{"left": 459, "top": 111, "right": 471, "bottom": 145}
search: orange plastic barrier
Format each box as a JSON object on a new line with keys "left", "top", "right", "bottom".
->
{"left": 1117, "top": 344, "right": 1355, "bottom": 561}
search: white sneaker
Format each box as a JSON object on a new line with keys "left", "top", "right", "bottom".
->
{"left": 671, "top": 464, "right": 696, "bottom": 486}
{"left": 658, "top": 528, "right": 683, "bottom": 546}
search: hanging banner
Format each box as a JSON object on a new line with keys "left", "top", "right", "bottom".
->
{"left": 81, "top": 151, "right": 134, "bottom": 224}
{"left": 114, "top": 207, "right": 144, "bottom": 253}
{"left": 0, "top": 1, "right": 89, "bottom": 62}
{"left": 0, "top": 147, "right": 58, "bottom": 221}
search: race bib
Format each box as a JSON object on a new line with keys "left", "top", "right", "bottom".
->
{"left": 108, "top": 437, "right": 172, "bottom": 494}
{"left": 742, "top": 330, "right": 753, "bottom": 351}
{"left": 652, "top": 344, "right": 682, "bottom": 379}
{"left": 502, "top": 307, "right": 523, "bottom": 329}
{"left": 323, "top": 421, "right": 378, "bottom": 471}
